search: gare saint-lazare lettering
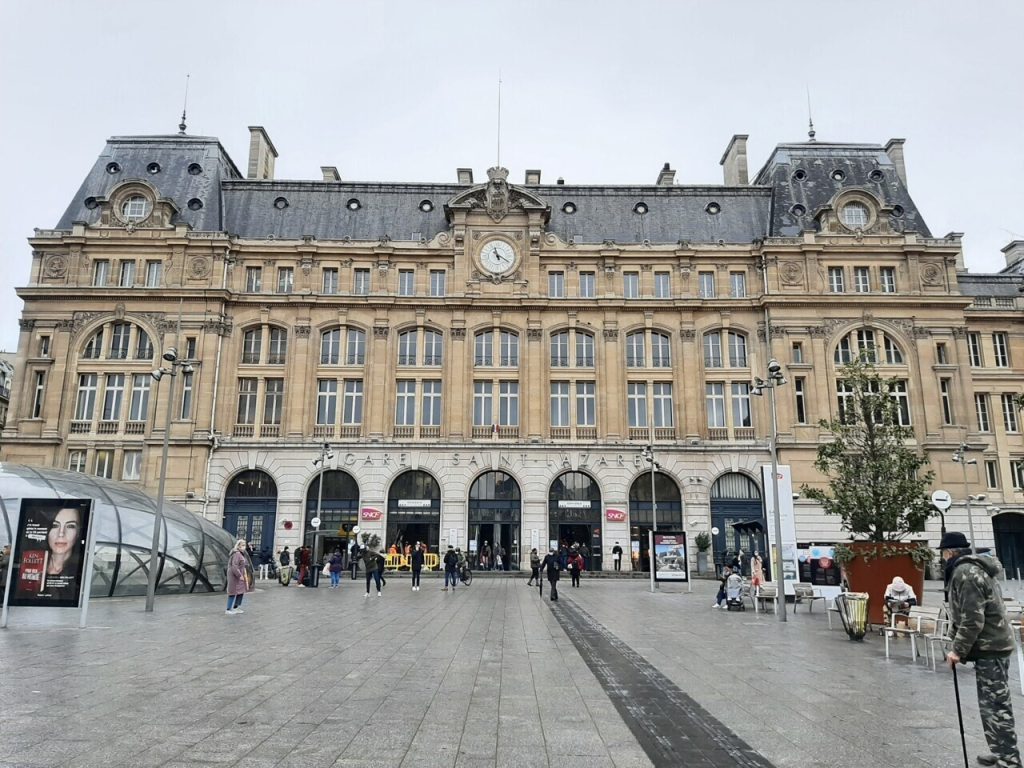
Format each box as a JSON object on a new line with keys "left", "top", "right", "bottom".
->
{"left": 340, "top": 452, "right": 632, "bottom": 470}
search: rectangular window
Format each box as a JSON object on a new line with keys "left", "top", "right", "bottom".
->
{"left": 74, "top": 372, "right": 97, "bottom": 421}
{"left": 890, "top": 380, "right": 911, "bottom": 426}
{"left": 39, "top": 335, "right": 51, "bottom": 357}
{"left": 276, "top": 267, "right": 294, "bottom": 294}
{"left": 499, "top": 381, "right": 519, "bottom": 425}
{"left": 856, "top": 329, "right": 876, "bottom": 361}
{"left": 703, "top": 332, "right": 722, "bottom": 368}
{"left": 653, "top": 383, "right": 674, "bottom": 428}
{"left": 791, "top": 342, "right": 804, "bottom": 364}
{"left": 94, "top": 450, "right": 114, "bottom": 480}
{"left": 654, "top": 271, "right": 671, "bottom": 298}
{"left": 698, "top": 271, "right": 716, "bottom": 298}
{"left": 32, "top": 371, "right": 45, "bottom": 418}
{"left": 794, "top": 377, "right": 807, "bottom": 424}
{"left": 651, "top": 334, "right": 671, "bottom": 368}
{"left": 993, "top": 333, "right": 1010, "bottom": 367}
{"left": 93, "top": 260, "right": 110, "bottom": 286}
{"left": 398, "top": 330, "right": 418, "bottom": 366}
{"left": 627, "top": 382, "right": 648, "bottom": 428}
{"left": 730, "top": 271, "right": 746, "bottom": 298}
{"left": 129, "top": 374, "right": 151, "bottom": 421}
{"left": 242, "top": 329, "right": 262, "bottom": 364}
{"left": 322, "top": 268, "right": 339, "bottom": 294}
{"left": 68, "top": 450, "right": 87, "bottom": 473}
{"left": 854, "top": 266, "right": 870, "bottom": 293}
{"left": 500, "top": 332, "right": 518, "bottom": 367}
{"left": 119, "top": 260, "right": 136, "bottom": 287}
{"left": 551, "top": 333, "right": 569, "bottom": 367}
{"left": 180, "top": 371, "right": 194, "bottom": 420}
{"left": 549, "top": 271, "right": 565, "bottom": 298}
{"left": 429, "top": 270, "right": 447, "bottom": 297}
{"left": 579, "top": 271, "right": 596, "bottom": 298}
{"left": 936, "top": 342, "right": 948, "bottom": 365}
{"left": 346, "top": 329, "right": 365, "bottom": 365}
{"left": 1012, "top": 460, "right": 1024, "bottom": 491}
{"left": 623, "top": 272, "right": 640, "bottom": 299}
{"left": 108, "top": 323, "right": 131, "bottom": 360}
{"left": 423, "top": 331, "right": 443, "bottom": 366}
{"left": 985, "top": 460, "right": 999, "bottom": 490}
{"left": 101, "top": 374, "right": 125, "bottom": 421}
{"left": 880, "top": 267, "right": 896, "bottom": 293}
{"left": 940, "top": 378, "right": 954, "bottom": 425}
{"left": 185, "top": 337, "right": 197, "bottom": 359}
{"left": 626, "top": 334, "right": 646, "bottom": 368}
{"left": 353, "top": 268, "right": 370, "bottom": 295}
{"left": 576, "top": 333, "right": 594, "bottom": 367}
{"left": 236, "top": 378, "right": 258, "bottom": 425}
{"left": 475, "top": 332, "right": 493, "bottom": 367}
{"left": 705, "top": 383, "right": 726, "bottom": 428}
{"left": 975, "top": 394, "right": 991, "bottom": 432}
{"left": 968, "top": 332, "right": 984, "bottom": 366}
{"left": 245, "top": 266, "right": 262, "bottom": 292}
{"left": 551, "top": 382, "right": 571, "bottom": 427}
{"left": 576, "top": 381, "right": 596, "bottom": 426}
{"left": 473, "top": 381, "right": 493, "bottom": 426}
{"left": 316, "top": 379, "right": 337, "bottom": 425}
{"left": 828, "top": 267, "right": 845, "bottom": 293}
{"left": 395, "top": 380, "right": 416, "bottom": 426}
{"left": 268, "top": 328, "right": 287, "bottom": 365}
{"left": 421, "top": 380, "right": 442, "bottom": 426}
{"left": 145, "top": 260, "right": 162, "bottom": 288}
{"left": 342, "top": 380, "right": 363, "bottom": 424}
{"left": 1002, "top": 394, "right": 1020, "bottom": 433}
{"left": 731, "top": 382, "right": 752, "bottom": 428}
{"left": 728, "top": 332, "right": 747, "bottom": 368}
{"left": 398, "top": 269, "right": 415, "bottom": 296}
{"left": 264, "top": 378, "right": 284, "bottom": 425}
{"left": 122, "top": 450, "right": 142, "bottom": 482}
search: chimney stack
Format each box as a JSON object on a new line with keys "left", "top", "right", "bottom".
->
{"left": 247, "top": 126, "right": 278, "bottom": 180}
{"left": 885, "top": 138, "right": 907, "bottom": 187}
{"left": 457, "top": 168, "right": 474, "bottom": 185}
{"left": 320, "top": 166, "right": 341, "bottom": 182}
{"left": 1002, "top": 240, "right": 1024, "bottom": 270}
{"left": 719, "top": 135, "right": 749, "bottom": 185}
{"left": 656, "top": 162, "right": 675, "bottom": 186}
{"left": 525, "top": 169, "right": 542, "bottom": 185}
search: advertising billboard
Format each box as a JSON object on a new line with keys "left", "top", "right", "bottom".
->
{"left": 652, "top": 532, "right": 688, "bottom": 582}
{"left": 9, "top": 499, "right": 93, "bottom": 609}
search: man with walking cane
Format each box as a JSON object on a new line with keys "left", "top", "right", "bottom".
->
{"left": 942, "top": 531, "right": 1022, "bottom": 768}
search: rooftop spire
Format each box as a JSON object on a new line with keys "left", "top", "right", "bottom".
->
{"left": 178, "top": 74, "right": 190, "bottom": 135}
{"left": 806, "top": 86, "right": 816, "bottom": 142}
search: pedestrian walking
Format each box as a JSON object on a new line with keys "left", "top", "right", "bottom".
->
{"left": 328, "top": 548, "right": 343, "bottom": 588}
{"left": 443, "top": 545, "right": 459, "bottom": 591}
{"left": 612, "top": 541, "right": 623, "bottom": 572}
{"left": 361, "top": 546, "right": 382, "bottom": 597}
{"left": 527, "top": 548, "right": 540, "bottom": 586}
{"left": 411, "top": 542, "right": 424, "bottom": 591}
{"left": 942, "top": 531, "right": 1022, "bottom": 768}
{"left": 278, "top": 546, "right": 292, "bottom": 586}
{"left": 225, "top": 539, "right": 254, "bottom": 615}
{"left": 540, "top": 548, "right": 561, "bottom": 601}
{"left": 350, "top": 540, "right": 361, "bottom": 580}
{"left": 580, "top": 542, "right": 590, "bottom": 571}
{"left": 568, "top": 548, "right": 584, "bottom": 588}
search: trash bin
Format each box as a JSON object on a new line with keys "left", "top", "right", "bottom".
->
{"left": 305, "top": 564, "right": 321, "bottom": 588}
{"left": 834, "top": 592, "right": 870, "bottom": 640}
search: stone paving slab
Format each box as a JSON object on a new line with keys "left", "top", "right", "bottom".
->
{"left": 1, "top": 574, "right": 1023, "bottom": 767}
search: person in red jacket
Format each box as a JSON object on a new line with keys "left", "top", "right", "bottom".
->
{"left": 568, "top": 547, "right": 585, "bottom": 588}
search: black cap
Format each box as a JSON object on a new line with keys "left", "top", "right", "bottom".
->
{"left": 939, "top": 531, "right": 970, "bottom": 550}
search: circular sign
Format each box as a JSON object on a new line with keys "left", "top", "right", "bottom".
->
{"left": 818, "top": 557, "right": 834, "bottom": 570}
{"left": 311, "top": 517, "right": 322, "bottom": 529}
{"left": 711, "top": 526, "right": 720, "bottom": 535}
{"left": 352, "top": 525, "right": 360, "bottom": 534}
{"left": 931, "top": 490, "right": 953, "bottom": 511}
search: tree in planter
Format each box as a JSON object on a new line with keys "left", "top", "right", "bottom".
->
{"left": 694, "top": 532, "right": 712, "bottom": 574}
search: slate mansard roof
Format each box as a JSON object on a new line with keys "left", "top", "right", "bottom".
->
{"left": 56, "top": 134, "right": 932, "bottom": 244}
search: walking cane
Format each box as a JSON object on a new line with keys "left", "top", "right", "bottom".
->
{"left": 951, "top": 662, "right": 970, "bottom": 768}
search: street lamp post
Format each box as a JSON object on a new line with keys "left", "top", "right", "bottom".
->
{"left": 752, "top": 359, "right": 788, "bottom": 623}
{"left": 311, "top": 443, "right": 334, "bottom": 585}
{"left": 640, "top": 445, "right": 660, "bottom": 593}
{"left": 952, "top": 442, "right": 980, "bottom": 547}
{"left": 145, "top": 347, "right": 194, "bottom": 613}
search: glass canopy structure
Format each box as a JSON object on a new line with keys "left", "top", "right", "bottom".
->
{"left": 0, "top": 463, "right": 232, "bottom": 596}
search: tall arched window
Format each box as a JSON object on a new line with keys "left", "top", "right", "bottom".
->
{"left": 626, "top": 330, "right": 672, "bottom": 368}
{"left": 550, "top": 329, "right": 595, "bottom": 368}
{"left": 834, "top": 327, "right": 905, "bottom": 365}
{"left": 703, "top": 330, "right": 748, "bottom": 368}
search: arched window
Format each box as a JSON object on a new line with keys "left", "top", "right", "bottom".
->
{"left": 625, "top": 332, "right": 645, "bottom": 368}
{"left": 834, "top": 328, "right": 905, "bottom": 365}
{"left": 711, "top": 472, "right": 761, "bottom": 499}
{"left": 424, "top": 330, "right": 443, "bottom": 366}
{"left": 651, "top": 332, "right": 672, "bottom": 368}
{"left": 79, "top": 322, "right": 154, "bottom": 361}
{"left": 703, "top": 330, "right": 747, "bottom": 368}
{"left": 241, "top": 328, "right": 262, "bottom": 364}
{"left": 268, "top": 328, "right": 287, "bottom": 365}
{"left": 321, "top": 329, "right": 340, "bottom": 364}
{"left": 626, "top": 330, "right": 673, "bottom": 368}
{"left": 475, "top": 330, "right": 518, "bottom": 367}
{"left": 320, "top": 327, "right": 366, "bottom": 365}
{"left": 226, "top": 469, "right": 278, "bottom": 498}
{"left": 121, "top": 195, "right": 150, "bottom": 220}
{"left": 398, "top": 329, "right": 418, "bottom": 366}
{"left": 550, "top": 330, "right": 595, "bottom": 368}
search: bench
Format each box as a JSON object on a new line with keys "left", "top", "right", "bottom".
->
{"left": 793, "top": 583, "right": 827, "bottom": 613}
{"left": 753, "top": 584, "right": 779, "bottom": 614}
{"left": 885, "top": 605, "right": 944, "bottom": 663}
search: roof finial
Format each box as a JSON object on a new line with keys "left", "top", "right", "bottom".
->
{"left": 496, "top": 70, "right": 502, "bottom": 168}
{"left": 806, "top": 86, "right": 816, "bottom": 142}
{"left": 178, "top": 74, "right": 190, "bottom": 135}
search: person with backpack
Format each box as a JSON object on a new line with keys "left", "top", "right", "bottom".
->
{"left": 568, "top": 547, "right": 585, "bottom": 588}
{"left": 350, "top": 540, "right": 361, "bottom": 580}
{"left": 443, "top": 545, "right": 459, "bottom": 591}
{"left": 527, "top": 548, "right": 541, "bottom": 587}
{"left": 410, "top": 542, "right": 424, "bottom": 591}
{"left": 612, "top": 542, "right": 623, "bottom": 572}
{"left": 361, "top": 545, "right": 383, "bottom": 597}
{"left": 327, "top": 548, "right": 344, "bottom": 589}
{"left": 540, "top": 548, "right": 561, "bottom": 601}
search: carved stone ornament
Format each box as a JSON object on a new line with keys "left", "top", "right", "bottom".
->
{"left": 527, "top": 329, "right": 543, "bottom": 341}
{"left": 485, "top": 166, "right": 511, "bottom": 222}
{"left": 43, "top": 254, "right": 68, "bottom": 279}
{"left": 450, "top": 328, "right": 466, "bottom": 340}
{"left": 114, "top": 303, "right": 126, "bottom": 319}
{"left": 373, "top": 326, "right": 390, "bottom": 339}
{"left": 679, "top": 328, "right": 696, "bottom": 341}
{"left": 202, "top": 318, "right": 233, "bottom": 337}
{"left": 951, "top": 326, "right": 968, "bottom": 339}
{"left": 920, "top": 263, "right": 944, "bottom": 286}
{"left": 603, "top": 329, "right": 619, "bottom": 341}
{"left": 779, "top": 261, "right": 805, "bottom": 285}
{"left": 912, "top": 326, "right": 931, "bottom": 339}
{"left": 294, "top": 325, "right": 312, "bottom": 338}
{"left": 188, "top": 256, "right": 212, "bottom": 279}
{"left": 18, "top": 318, "right": 35, "bottom": 331}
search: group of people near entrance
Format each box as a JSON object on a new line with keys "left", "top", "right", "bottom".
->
{"left": 525, "top": 544, "right": 586, "bottom": 601}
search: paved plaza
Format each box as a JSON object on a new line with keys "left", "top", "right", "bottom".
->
{"left": 2, "top": 574, "right": 1023, "bottom": 768}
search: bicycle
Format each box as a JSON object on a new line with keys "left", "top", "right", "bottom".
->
{"left": 459, "top": 564, "right": 473, "bottom": 586}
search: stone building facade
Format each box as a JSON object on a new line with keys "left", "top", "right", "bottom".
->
{"left": 3, "top": 127, "right": 1022, "bottom": 574}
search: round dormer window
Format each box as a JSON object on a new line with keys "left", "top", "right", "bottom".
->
{"left": 840, "top": 201, "right": 870, "bottom": 229}
{"left": 121, "top": 195, "right": 150, "bottom": 221}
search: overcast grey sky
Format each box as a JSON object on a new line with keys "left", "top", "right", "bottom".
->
{"left": 1, "top": 1, "right": 1021, "bottom": 352}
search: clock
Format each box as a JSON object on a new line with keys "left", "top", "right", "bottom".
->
{"left": 479, "top": 239, "right": 516, "bottom": 275}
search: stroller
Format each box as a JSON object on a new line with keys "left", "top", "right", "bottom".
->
{"left": 725, "top": 573, "right": 746, "bottom": 611}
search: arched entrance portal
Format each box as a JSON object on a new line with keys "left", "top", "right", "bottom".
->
{"left": 710, "top": 472, "right": 768, "bottom": 578}
{"left": 549, "top": 471, "right": 603, "bottom": 571}
{"left": 387, "top": 470, "right": 440, "bottom": 556}
{"left": 223, "top": 470, "right": 277, "bottom": 555}
{"left": 993, "top": 513, "right": 1024, "bottom": 579}
{"left": 469, "top": 471, "right": 521, "bottom": 571}
{"left": 628, "top": 472, "right": 683, "bottom": 572}
{"left": 306, "top": 470, "right": 360, "bottom": 565}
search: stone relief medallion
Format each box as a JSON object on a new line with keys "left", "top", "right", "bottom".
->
{"left": 920, "top": 263, "right": 944, "bottom": 286}
{"left": 779, "top": 261, "right": 804, "bottom": 285}
{"left": 188, "top": 256, "right": 212, "bottom": 279}
{"left": 44, "top": 254, "right": 68, "bottom": 278}
{"left": 485, "top": 166, "right": 510, "bottom": 222}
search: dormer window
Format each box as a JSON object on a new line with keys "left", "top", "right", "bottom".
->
{"left": 121, "top": 195, "right": 149, "bottom": 221}
{"left": 840, "top": 201, "right": 869, "bottom": 229}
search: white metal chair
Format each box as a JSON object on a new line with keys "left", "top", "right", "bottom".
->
{"left": 793, "top": 583, "right": 826, "bottom": 613}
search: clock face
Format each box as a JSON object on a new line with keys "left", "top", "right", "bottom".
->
{"left": 480, "top": 240, "right": 516, "bottom": 274}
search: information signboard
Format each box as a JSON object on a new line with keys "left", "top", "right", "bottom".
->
{"left": 652, "top": 532, "right": 688, "bottom": 583}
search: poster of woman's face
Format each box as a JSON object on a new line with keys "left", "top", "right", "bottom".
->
{"left": 8, "top": 499, "right": 92, "bottom": 608}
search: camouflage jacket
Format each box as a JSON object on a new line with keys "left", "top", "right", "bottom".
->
{"left": 947, "top": 554, "right": 1015, "bottom": 660}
